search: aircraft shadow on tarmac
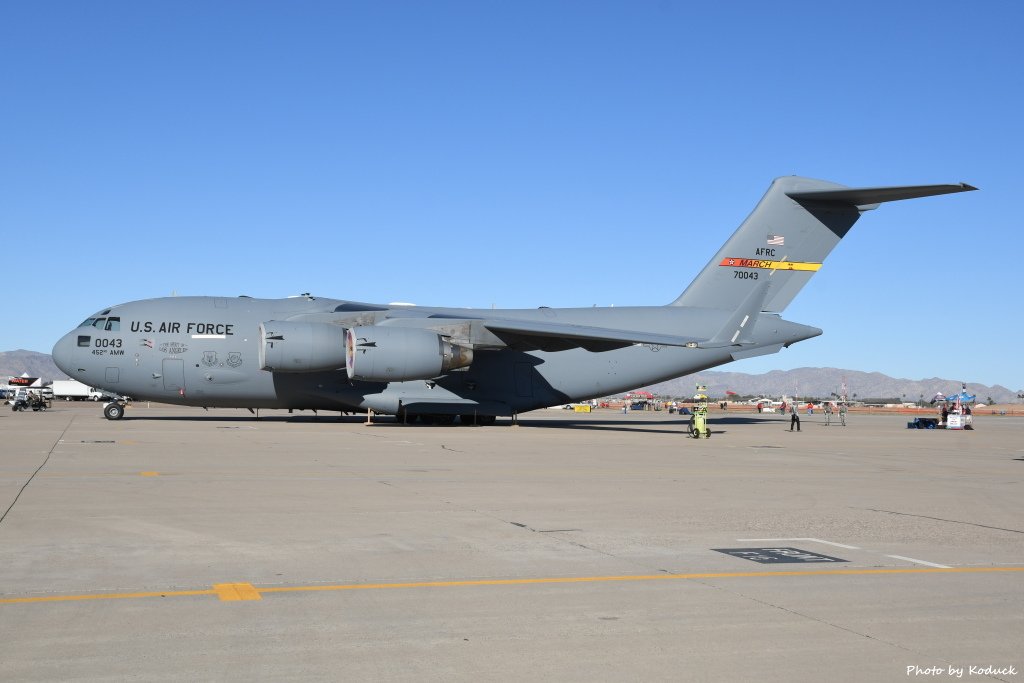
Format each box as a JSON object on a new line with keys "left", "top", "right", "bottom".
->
{"left": 515, "top": 414, "right": 783, "bottom": 434}
{"left": 72, "top": 409, "right": 785, "bottom": 433}
{"left": 109, "top": 413, "right": 363, "bottom": 424}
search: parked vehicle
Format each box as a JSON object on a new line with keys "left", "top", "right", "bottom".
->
{"left": 51, "top": 379, "right": 105, "bottom": 401}
{"left": 10, "top": 389, "right": 50, "bottom": 412}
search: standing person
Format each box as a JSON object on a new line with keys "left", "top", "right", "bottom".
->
{"left": 824, "top": 401, "right": 833, "bottom": 426}
{"left": 839, "top": 402, "right": 847, "bottom": 426}
{"left": 789, "top": 403, "right": 801, "bottom": 432}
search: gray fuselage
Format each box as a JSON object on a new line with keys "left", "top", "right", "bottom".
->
{"left": 51, "top": 295, "right": 818, "bottom": 416}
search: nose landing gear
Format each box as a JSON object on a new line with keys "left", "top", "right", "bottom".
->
{"left": 103, "top": 401, "right": 126, "bottom": 420}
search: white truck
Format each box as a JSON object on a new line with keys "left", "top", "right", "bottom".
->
{"left": 51, "top": 379, "right": 105, "bottom": 401}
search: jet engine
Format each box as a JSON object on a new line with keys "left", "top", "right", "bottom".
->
{"left": 346, "top": 326, "right": 473, "bottom": 382}
{"left": 259, "top": 321, "right": 347, "bottom": 372}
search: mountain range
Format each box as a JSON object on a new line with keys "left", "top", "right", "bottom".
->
{"left": 642, "top": 368, "right": 1019, "bottom": 404}
{"left": 2, "top": 349, "right": 1019, "bottom": 404}
{"left": 2, "top": 350, "right": 69, "bottom": 383}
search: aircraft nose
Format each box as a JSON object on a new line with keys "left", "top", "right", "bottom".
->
{"left": 52, "top": 333, "right": 76, "bottom": 375}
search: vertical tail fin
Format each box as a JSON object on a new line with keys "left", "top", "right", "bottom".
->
{"left": 670, "top": 176, "right": 975, "bottom": 312}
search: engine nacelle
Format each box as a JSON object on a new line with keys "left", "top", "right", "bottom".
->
{"left": 346, "top": 326, "right": 473, "bottom": 382}
{"left": 259, "top": 321, "right": 347, "bottom": 373}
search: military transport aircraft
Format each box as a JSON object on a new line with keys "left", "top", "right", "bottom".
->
{"left": 52, "top": 176, "right": 975, "bottom": 423}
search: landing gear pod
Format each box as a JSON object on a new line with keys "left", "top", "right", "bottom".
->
{"left": 259, "top": 321, "right": 347, "bottom": 373}
{"left": 346, "top": 326, "right": 473, "bottom": 382}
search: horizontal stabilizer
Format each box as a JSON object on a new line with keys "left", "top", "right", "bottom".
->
{"left": 787, "top": 183, "right": 976, "bottom": 207}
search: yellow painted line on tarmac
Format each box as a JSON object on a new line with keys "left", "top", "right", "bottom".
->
{"left": 259, "top": 566, "right": 1024, "bottom": 594}
{"left": 213, "top": 583, "right": 262, "bottom": 601}
{"left": 139, "top": 471, "right": 160, "bottom": 477}
{"left": 1, "top": 567, "right": 1021, "bottom": 606}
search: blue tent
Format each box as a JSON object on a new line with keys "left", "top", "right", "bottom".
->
{"left": 945, "top": 391, "right": 976, "bottom": 403}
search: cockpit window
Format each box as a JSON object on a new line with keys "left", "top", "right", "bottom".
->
{"left": 78, "top": 316, "right": 119, "bottom": 330}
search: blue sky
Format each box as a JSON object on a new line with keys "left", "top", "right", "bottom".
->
{"left": 3, "top": 2, "right": 1022, "bottom": 390}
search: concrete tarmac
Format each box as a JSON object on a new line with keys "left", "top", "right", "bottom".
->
{"left": 1, "top": 403, "right": 1022, "bottom": 682}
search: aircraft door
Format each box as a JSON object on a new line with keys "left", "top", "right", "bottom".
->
{"left": 162, "top": 359, "right": 185, "bottom": 393}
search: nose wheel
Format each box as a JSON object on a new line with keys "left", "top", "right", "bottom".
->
{"left": 103, "top": 402, "right": 126, "bottom": 420}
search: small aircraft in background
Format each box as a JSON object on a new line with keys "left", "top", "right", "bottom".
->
{"left": 52, "top": 176, "right": 975, "bottom": 423}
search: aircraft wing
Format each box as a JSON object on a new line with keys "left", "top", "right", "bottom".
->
{"left": 476, "top": 280, "right": 772, "bottom": 352}
{"left": 480, "top": 318, "right": 704, "bottom": 352}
